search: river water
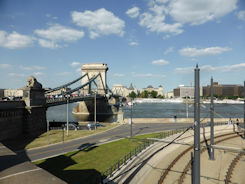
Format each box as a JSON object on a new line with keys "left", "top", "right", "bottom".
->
{"left": 47, "top": 102, "right": 244, "bottom": 122}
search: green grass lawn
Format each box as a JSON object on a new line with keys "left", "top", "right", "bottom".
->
{"left": 34, "top": 131, "right": 171, "bottom": 184}
{"left": 26, "top": 123, "right": 119, "bottom": 149}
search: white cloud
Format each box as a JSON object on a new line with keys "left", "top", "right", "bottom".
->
{"left": 237, "top": 10, "right": 245, "bottom": 21}
{"left": 71, "top": 8, "right": 125, "bottom": 39}
{"left": 129, "top": 41, "right": 138, "bottom": 46}
{"left": 139, "top": 12, "right": 183, "bottom": 35}
{"left": 152, "top": 59, "right": 169, "bottom": 65}
{"left": 8, "top": 73, "right": 26, "bottom": 77}
{"left": 38, "top": 39, "right": 60, "bottom": 49}
{"left": 0, "top": 64, "right": 12, "bottom": 69}
{"left": 164, "top": 47, "right": 174, "bottom": 55}
{"left": 35, "top": 24, "right": 84, "bottom": 42}
{"left": 56, "top": 72, "right": 70, "bottom": 76}
{"left": 0, "top": 30, "right": 33, "bottom": 49}
{"left": 126, "top": 7, "right": 140, "bottom": 18}
{"left": 132, "top": 72, "right": 165, "bottom": 78}
{"left": 175, "top": 63, "right": 245, "bottom": 74}
{"left": 169, "top": 0, "right": 238, "bottom": 25}
{"left": 33, "top": 72, "right": 44, "bottom": 76}
{"left": 179, "top": 47, "right": 231, "bottom": 57}
{"left": 20, "top": 65, "right": 45, "bottom": 71}
{"left": 113, "top": 73, "right": 125, "bottom": 77}
{"left": 70, "top": 61, "right": 81, "bottom": 67}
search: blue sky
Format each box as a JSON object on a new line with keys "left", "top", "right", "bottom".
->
{"left": 0, "top": 0, "right": 245, "bottom": 93}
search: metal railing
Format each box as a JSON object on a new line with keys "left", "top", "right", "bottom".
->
{"left": 101, "top": 122, "right": 232, "bottom": 179}
{"left": 101, "top": 128, "right": 185, "bottom": 178}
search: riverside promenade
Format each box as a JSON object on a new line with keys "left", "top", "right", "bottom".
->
{"left": 107, "top": 124, "right": 245, "bottom": 184}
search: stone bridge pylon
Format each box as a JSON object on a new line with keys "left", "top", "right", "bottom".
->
{"left": 81, "top": 63, "right": 108, "bottom": 95}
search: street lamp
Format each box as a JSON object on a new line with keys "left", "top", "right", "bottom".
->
{"left": 66, "top": 95, "right": 69, "bottom": 136}
{"left": 94, "top": 91, "right": 97, "bottom": 130}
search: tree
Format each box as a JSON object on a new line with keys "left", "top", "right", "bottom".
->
{"left": 140, "top": 90, "right": 149, "bottom": 98}
{"left": 128, "top": 91, "right": 137, "bottom": 98}
{"left": 149, "top": 90, "right": 158, "bottom": 98}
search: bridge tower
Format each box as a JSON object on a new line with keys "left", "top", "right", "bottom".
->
{"left": 81, "top": 63, "right": 108, "bottom": 95}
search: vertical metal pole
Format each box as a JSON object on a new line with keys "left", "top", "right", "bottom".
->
{"left": 186, "top": 93, "right": 189, "bottom": 118}
{"left": 130, "top": 98, "right": 133, "bottom": 137}
{"left": 244, "top": 81, "right": 245, "bottom": 138}
{"left": 47, "top": 120, "right": 50, "bottom": 144}
{"left": 210, "top": 77, "right": 215, "bottom": 160}
{"left": 193, "top": 64, "right": 200, "bottom": 184}
{"left": 66, "top": 97, "right": 69, "bottom": 136}
{"left": 94, "top": 92, "right": 97, "bottom": 130}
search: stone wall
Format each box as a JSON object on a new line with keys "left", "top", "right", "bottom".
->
{"left": 0, "top": 101, "right": 47, "bottom": 141}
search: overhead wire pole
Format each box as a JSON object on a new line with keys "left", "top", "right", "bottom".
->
{"left": 94, "top": 91, "right": 97, "bottom": 130}
{"left": 193, "top": 64, "right": 200, "bottom": 184}
{"left": 210, "top": 77, "right": 215, "bottom": 160}
{"left": 66, "top": 96, "right": 69, "bottom": 136}
{"left": 244, "top": 81, "right": 245, "bottom": 138}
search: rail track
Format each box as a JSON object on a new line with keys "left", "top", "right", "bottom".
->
{"left": 225, "top": 152, "right": 243, "bottom": 184}
{"left": 158, "top": 132, "right": 240, "bottom": 184}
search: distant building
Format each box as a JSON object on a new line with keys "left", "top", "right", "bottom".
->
{"left": 112, "top": 83, "right": 138, "bottom": 97}
{"left": 165, "top": 91, "right": 174, "bottom": 98}
{"left": 0, "top": 89, "right": 4, "bottom": 98}
{"left": 141, "top": 85, "right": 164, "bottom": 96}
{"left": 45, "top": 87, "right": 71, "bottom": 96}
{"left": 4, "top": 89, "right": 24, "bottom": 97}
{"left": 203, "top": 82, "right": 244, "bottom": 97}
{"left": 174, "top": 86, "right": 203, "bottom": 98}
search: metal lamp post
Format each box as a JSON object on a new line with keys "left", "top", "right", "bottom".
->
{"left": 66, "top": 96, "right": 69, "bottom": 136}
{"left": 210, "top": 77, "right": 215, "bottom": 160}
{"left": 130, "top": 98, "right": 133, "bottom": 138}
{"left": 193, "top": 64, "right": 200, "bottom": 184}
{"left": 94, "top": 91, "right": 97, "bottom": 130}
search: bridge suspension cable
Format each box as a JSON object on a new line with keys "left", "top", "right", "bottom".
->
{"left": 63, "top": 73, "right": 101, "bottom": 95}
{"left": 45, "top": 73, "right": 88, "bottom": 94}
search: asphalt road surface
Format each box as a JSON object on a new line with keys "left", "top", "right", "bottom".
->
{"left": 22, "top": 123, "right": 192, "bottom": 162}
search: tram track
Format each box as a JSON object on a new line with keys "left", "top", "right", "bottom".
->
{"left": 158, "top": 132, "right": 240, "bottom": 184}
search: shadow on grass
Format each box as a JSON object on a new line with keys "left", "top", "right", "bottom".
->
{"left": 37, "top": 154, "right": 104, "bottom": 184}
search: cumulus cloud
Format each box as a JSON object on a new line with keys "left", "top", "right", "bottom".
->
{"left": 175, "top": 63, "right": 245, "bottom": 73}
{"left": 34, "top": 24, "right": 84, "bottom": 48}
{"left": 113, "top": 73, "right": 125, "bottom": 77}
{"left": 137, "top": 0, "right": 238, "bottom": 37}
{"left": 33, "top": 72, "right": 44, "bottom": 76}
{"left": 139, "top": 12, "right": 183, "bottom": 35}
{"left": 0, "top": 30, "right": 33, "bottom": 49}
{"left": 0, "top": 64, "right": 12, "bottom": 69}
{"left": 179, "top": 47, "right": 231, "bottom": 57}
{"left": 70, "top": 61, "right": 81, "bottom": 67}
{"left": 71, "top": 8, "right": 125, "bottom": 39}
{"left": 132, "top": 72, "right": 165, "bottom": 78}
{"left": 126, "top": 7, "right": 140, "bottom": 18}
{"left": 169, "top": 0, "right": 238, "bottom": 25}
{"left": 20, "top": 65, "right": 45, "bottom": 71}
{"left": 152, "top": 59, "right": 169, "bottom": 65}
{"left": 38, "top": 39, "right": 60, "bottom": 49}
{"left": 237, "top": 10, "right": 245, "bottom": 21}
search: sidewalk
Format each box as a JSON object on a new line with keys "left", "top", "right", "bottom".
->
{"left": 0, "top": 143, "right": 66, "bottom": 184}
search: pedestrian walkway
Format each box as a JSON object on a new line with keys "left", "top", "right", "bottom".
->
{"left": 0, "top": 143, "right": 66, "bottom": 184}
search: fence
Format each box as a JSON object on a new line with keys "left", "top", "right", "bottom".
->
{"left": 101, "top": 122, "right": 231, "bottom": 179}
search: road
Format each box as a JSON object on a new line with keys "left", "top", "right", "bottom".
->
{"left": 22, "top": 123, "right": 192, "bottom": 162}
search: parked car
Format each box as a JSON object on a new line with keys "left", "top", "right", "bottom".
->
{"left": 64, "top": 123, "right": 79, "bottom": 130}
{"left": 87, "top": 122, "right": 104, "bottom": 130}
